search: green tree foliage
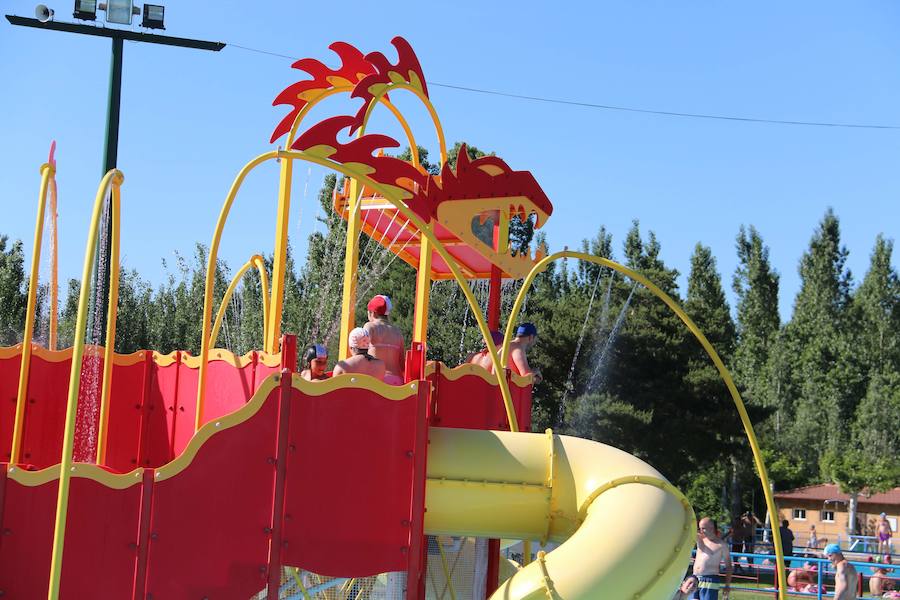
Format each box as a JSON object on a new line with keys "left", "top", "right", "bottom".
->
{"left": 782, "top": 210, "right": 862, "bottom": 475}
{"left": 733, "top": 226, "right": 781, "bottom": 409}
{"left": 0, "top": 236, "right": 27, "bottom": 345}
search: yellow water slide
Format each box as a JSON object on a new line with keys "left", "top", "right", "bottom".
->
{"left": 425, "top": 427, "right": 695, "bottom": 600}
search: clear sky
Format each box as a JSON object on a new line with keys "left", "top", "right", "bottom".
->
{"left": 2, "top": 0, "right": 898, "bottom": 321}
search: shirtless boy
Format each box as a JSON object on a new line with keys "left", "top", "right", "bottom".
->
{"left": 694, "top": 517, "right": 732, "bottom": 599}
{"left": 824, "top": 543, "right": 857, "bottom": 600}
{"left": 364, "top": 295, "right": 405, "bottom": 385}
{"left": 508, "top": 323, "right": 542, "bottom": 384}
{"left": 333, "top": 328, "right": 386, "bottom": 381}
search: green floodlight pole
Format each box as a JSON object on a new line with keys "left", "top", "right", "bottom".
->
{"left": 5, "top": 14, "right": 224, "bottom": 344}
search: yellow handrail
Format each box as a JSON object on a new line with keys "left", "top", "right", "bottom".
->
{"left": 209, "top": 254, "right": 270, "bottom": 349}
{"left": 47, "top": 169, "right": 124, "bottom": 600}
{"left": 501, "top": 250, "right": 787, "bottom": 599}
{"left": 11, "top": 161, "right": 55, "bottom": 464}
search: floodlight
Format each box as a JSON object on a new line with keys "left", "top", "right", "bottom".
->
{"left": 73, "top": 0, "right": 97, "bottom": 20}
{"left": 101, "top": 0, "right": 138, "bottom": 25}
{"left": 141, "top": 4, "right": 164, "bottom": 29}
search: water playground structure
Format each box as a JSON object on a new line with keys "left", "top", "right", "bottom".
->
{"left": 0, "top": 37, "right": 790, "bottom": 599}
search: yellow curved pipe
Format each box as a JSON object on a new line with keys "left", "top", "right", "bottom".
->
{"left": 11, "top": 162, "right": 54, "bottom": 464}
{"left": 196, "top": 151, "right": 279, "bottom": 430}
{"left": 48, "top": 173, "right": 59, "bottom": 351}
{"left": 95, "top": 184, "right": 121, "bottom": 465}
{"left": 47, "top": 169, "right": 124, "bottom": 600}
{"left": 502, "top": 250, "right": 787, "bottom": 599}
{"left": 358, "top": 83, "right": 447, "bottom": 164}
{"left": 425, "top": 426, "right": 696, "bottom": 600}
{"left": 209, "top": 254, "right": 270, "bottom": 350}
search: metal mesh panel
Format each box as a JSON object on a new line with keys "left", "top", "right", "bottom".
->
{"left": 252, "top": 569, "right": 407, "bottom": 600}
{"left": 250, "top": 535, "right": 491, "bottom": 600}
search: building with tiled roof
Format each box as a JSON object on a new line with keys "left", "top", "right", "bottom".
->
{"left": 775, "top": 483, "right": 899, "bottom": 544}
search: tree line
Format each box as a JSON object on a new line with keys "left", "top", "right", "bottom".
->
{"left": 1, "top": 145, "right": 898, "bottom": 526}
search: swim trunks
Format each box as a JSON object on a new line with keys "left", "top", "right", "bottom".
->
{"left": 383, "top": 373, "right": 404, "bottom": 386}
{"left": 693, "top": 575, "right": 721, "bottom": 600}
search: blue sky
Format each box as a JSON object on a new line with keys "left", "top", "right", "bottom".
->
{"left": 1, "top": 0, "right": 898, "bottom": 321}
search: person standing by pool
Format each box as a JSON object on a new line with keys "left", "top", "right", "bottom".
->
{"left": 878, "top": 512, "right": 894, "bottom": 555}
{"left": 364, "top": 295, "right": 405, "bottom": 385}
{"left": 694, "top": 517, "right": 732, "bottom": 599}
{"left": 779, "top": 519, "right": 795, "bottom": 557}
{"left": 824, "top": 543, "right": 857, "bottom": 600}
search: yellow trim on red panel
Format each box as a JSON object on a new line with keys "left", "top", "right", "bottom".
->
{"left": 0, "top": 344, "right": 23, "bottom": 359}
{"left": 6, "top": 464, "right": 60, "bottom": 486}
{"left": 257, "top": 352, "right": 282, "bottom": 368}
{"left": 292, "top": 373, "right": 420, "bottom": 400}
{"left": 152, "top": 351, "right": 179, "bottom": 367}
{"left": 155, "top": 375, "right": 281, "bottom": 482}
{"left": 423, "top": 361, "right": 533, "bottom": 386}
{"left": 111, "top": 350, "right": 146, "bottom": 367}
{"left": 29, "top": 345, "right": 76, "bottom": 363}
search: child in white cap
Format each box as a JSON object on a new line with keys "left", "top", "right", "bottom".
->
{"left": 333, "top": 327, "right": 386, "bottom": 381}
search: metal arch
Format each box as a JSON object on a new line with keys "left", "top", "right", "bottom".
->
{"left": 502, "top": 250, "right": 788, "bottom": 599}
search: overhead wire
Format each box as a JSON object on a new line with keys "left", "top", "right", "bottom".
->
{"left": 227, "top": 42, "right": 900, "bottom": 131}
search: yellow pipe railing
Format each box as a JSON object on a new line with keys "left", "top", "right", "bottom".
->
{"left": 196, "top": 151, "right": 279, "bottom": 430}
{"left": 210, "top": 254, "right": 270, "bottom": 350}
{"left": 48, "top": 171, "right": 59, "bottom": 350}
{"left": 11, "top": 162, "right": 54, "bottom": 464}
{"left": 47, "top": 169, "right": 124, "bottom": 600}
{"left": 94, "top": 183, "right": 122, "bottom": 465}
{"left": 501, "top": 250, "right": 787, "bottom": 599}
{"left": 199, "top": 86, "right": 430, "bottom": 416}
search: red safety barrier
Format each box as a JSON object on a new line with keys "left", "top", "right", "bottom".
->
{"left": 0, "top": 474, "right": 58, "bottom": 596}
{"left": 103, "top": 351, "right": 150, "bottom": 472}
{"left": 280, "top": 381, "right": 429, "bottom": 577}
{"left": 143, "top": 385, "right": 280, "bottom": 599}
{"left": 0, "top": 348, "right": 22, "bottom": 462}
{"left": 427, "top": 363, "right": 533, "bottom": 432}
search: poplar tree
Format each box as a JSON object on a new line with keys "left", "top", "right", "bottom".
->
{"left": 0, "top": 236, "right": 27, "bottom": 345}
{"left": 783, "top": 209, "right": 860, "bottom": 476}
{"left": 732, "top": 226, "right": 781, "bottom": 409}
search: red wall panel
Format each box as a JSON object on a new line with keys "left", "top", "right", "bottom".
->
{"left": 144, "top": 387, "right": 278, "bottom": 599}
{"left": 0, "top": 352, "right": 22, "bottom": 462}
{"left": 280, "top": 386, "right": 420, "bottom": 576}
{"left": 59, "top": 475, "right": 142, "bottom": 597}
{"left": 104, "top": 355, "right": 149, "bottom": 472}
{"left": 0, "top": 476, "right": 57, "bottom": 598}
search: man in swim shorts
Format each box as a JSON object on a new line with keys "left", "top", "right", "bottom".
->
{"left": 693, "top": 517, "right": 732, "bottom": 599}
{"left": 878, "top": 512, "right": 894, "bottom": 555}
{"left": 333, "top": 328, "right": 386, "bottom": 380}
{"left": 364, "top": 294, "right": 405, "bottom": 385}
{"left": 300, "top": 344, "right": 330, "bottom": 381}
{"left": 508, "top": 323, "right": 542, "bottom": 384}
{"left": 825, "top": 543, "right": 857, "bottom": 600}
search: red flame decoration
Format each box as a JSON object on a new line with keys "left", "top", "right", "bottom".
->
{"left": 270, "top": 42, "right": 377, "bottom": 144}
{"left": 291, "top": 115, "right": 426, "bottom": 197}
{"left": 414, "top": 145, "right": 554, "bottom": 222}
{"left": 351, "top": 37, "right": 429, "bottom": 129}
